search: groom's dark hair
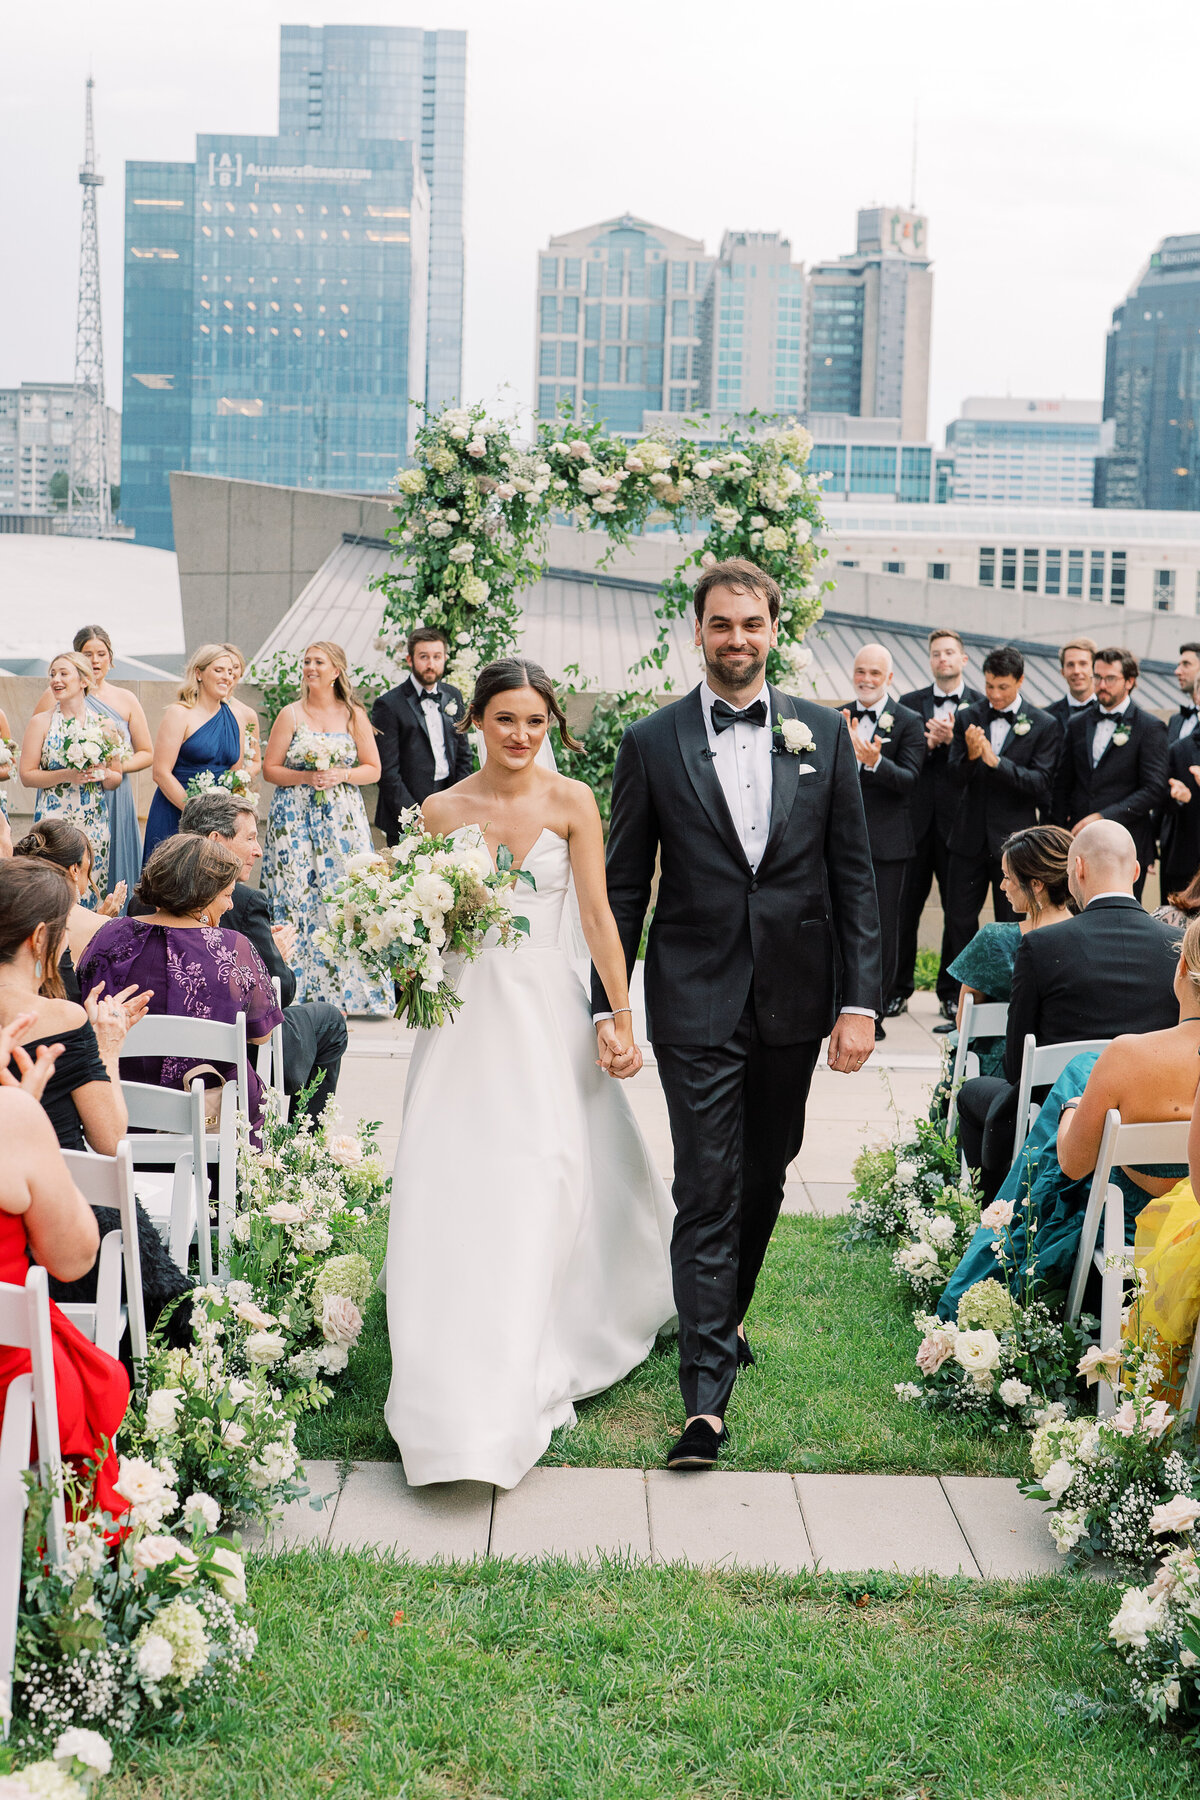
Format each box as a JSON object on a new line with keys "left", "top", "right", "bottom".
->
{"left": 693, "top": 558, "right": 781, "bottom": 625}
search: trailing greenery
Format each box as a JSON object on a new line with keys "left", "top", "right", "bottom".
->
{"left": 244, "top": 651, "right": 394, "bottom": 725}
{"left": 557, "top": 666, "right": 659, "bottom": 825}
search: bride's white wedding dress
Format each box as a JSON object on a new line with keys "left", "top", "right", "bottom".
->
{"left": 383, "top": 826, "right": 676, "bottom": 1488}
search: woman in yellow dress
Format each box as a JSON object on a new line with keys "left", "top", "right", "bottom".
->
{"left": 1128, "top": 1012, "right": 1200, "bottom": 1403}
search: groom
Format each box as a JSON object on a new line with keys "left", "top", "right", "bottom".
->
{"left": 594, "top": 558, "right": 881, "bottom": 1469}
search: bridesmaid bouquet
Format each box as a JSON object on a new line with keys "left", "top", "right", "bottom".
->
{"left": 0, "top": 735, "right": 17, "bottom": 776}
{"left": 289, "top": 727, "right": 357, "bottom": 773}
{"left": 186, "top": 768, "right": 257, "bottom": 802}
{"left": 322, "top": 813, "right": 535, "bottom": 1028}
{"left": 59, "top": 715, "right": 123, "bottom": 775}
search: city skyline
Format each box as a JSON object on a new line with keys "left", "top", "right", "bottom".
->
{"left": 6, "top": 0, "right": 1200, "bottom": 461}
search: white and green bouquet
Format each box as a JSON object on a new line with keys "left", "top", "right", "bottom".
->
{"left": 0, "top": 735, "right": 18, "bottom": 778}
{"left": 0, "top": 1727, "right": 112, "bottom": 1793}
{"left": 848, "top": 1112, "right": 966, "bottom": 1242}
{"left": 1024, "top": 1343, "right": 1200, "bottom": 1570}
{"left": 13, "top": 1474, "right": 256, "bottom": 1747}
{"left": 184, "top": 768, "right": 256, "bottom": 803}
{"left": 321, "top": 813, "right": 534, "bottom": 1028}
{"left": 287, "top": 727, "right": 358, "bottom": 774}
{"left": 1109, "top": 1526, "right": 1200, "bottom": 1741}
{"left": 57, "top": 716, "right": 122, "bottom": 778}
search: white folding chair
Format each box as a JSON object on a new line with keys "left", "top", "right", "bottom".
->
{"left": 1, "top": 1266, "right": 66, "bottom": 1730}
{"left": 259, "top": 978, "right": 288, "bottom": 1122}
{"left": 121, "top": 1078, "right": 211, "bottom": 1284}
{"left": 1179, "top": 1308, "right": 1200, "bottom": 1434}
{"left": 946, "top": 996, "right": 1009, "bottom": 1138}
{"left": 57, "top": 1146, "right": 148, "bottom": 1364}
{"left": 1013, "top": 1034, "right": 1111, "bottom": 1152}
{"left": 1066, "top": 1109, "right": 1191, "bottom": 1417}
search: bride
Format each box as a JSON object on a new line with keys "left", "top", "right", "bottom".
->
{"left": 383, "top": 657, "right": 676, "bottom": 1488}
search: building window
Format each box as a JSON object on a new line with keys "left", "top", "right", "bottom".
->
{"left": 1154, "top": 567, "right": 1175, "bottom": 611}
{"left": 669, "top": 387, "right": 688, "bottom": 412}
{"left": 561, "top": 297, "right": 579, "bottom": 334}
{"left": 540, "top": 258, "right": 558, "bottom": 289}
{"left": 1001, "top": 547, "right": 1017, "bottom": 589}
{"left": 816, "top": 445, "right": 846, "bottom": 493}
{"left": 604, "top": 305, "right": 622, "bottom": 340}
{"left": 537, "top": 383, "right": 556, "bottom": 417}
{"left": 560, "top": 342, "right": 577, "bottom": 378}
{"left": 585, "top": 260, "right": 603, "bottom": 295}
{"left": 671, "top": 299, "right": 691, "bottom": 336}
{"left": 849, "top": 445, "right": 897, "bottom": 494}
{"left": 1110, "top": 550, "right": 1126, "bottom": 603}
{"left": 899, "top": 446, "right": 931, "bottom": 502}
{"left": 836, "top": 559, "right": 859, "bottom": 568}
{"left": 1022, "top": 548, "right": 1039, "bottom": 593}
{"left": 883, "top": 560, "right": 905, "bottom": 575}
{"left": 584, "top": 303, "right": 600, "bottom": 341}
{"left": 583, "top": 347, "right": 599, "bottom": 382}
{"left": 670, "top": 345, "right": 689, "bottom": 381}
{"left": 539, "top": 342, "right": 556, "bottom": 376}
{"left": 1067, "top": 549, "right": 1084, "bottom": 597}
{"left": 1089, "top": 550, "right": 1105, "bottom": 601}
{"left": 627, "top": 306, "right": 646, "bottom": 343}
{"left": 539, "top": 296, "right": 558, "bottom": 332}
{"left": 603, "top": 345, "right": 621, "bottom": 383}
{"left": 626, "top": 345, "right": 644, "bottom": 385}
{"left": 927, "top": 562, "right": 949, "bottom": 581}
{"left": 979, "top": 546, "right": 996, "bottom": 587}
{"left": 564, "top": 258, "right": 581, "bottom": 290}
{"left": 1045, "top": 549, "right": 1062, "bottom": 595}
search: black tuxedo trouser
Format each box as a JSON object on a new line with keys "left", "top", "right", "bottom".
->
{"left": 956, "top": 1076, "right": 1018, "bottom": 1204}
{"left": 277, "top": 1003, "right": 348, "bottom": 1124}
{"left": 895, "top": 826, "right": 957, "bottom": 1006}
{"left": 653, "top": 992, "right": 821, "bottom": 1418}
{"left": 942, "top": 853, "right": 1018, "bottom": 976}
{"left": 872, "top": 859, "right": 907, "bottom": 1011}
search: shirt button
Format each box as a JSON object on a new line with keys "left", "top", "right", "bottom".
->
{"left": 749, "top": 880, "right": 758, "bottom": 892}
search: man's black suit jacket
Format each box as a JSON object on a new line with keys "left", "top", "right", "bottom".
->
{"left": 1167, "top": 705, "right": 1198, "bottom": 748}
{"left": 899, "top": 683, "right": 985, "bottom": 841}
{"left": 1002, "top": 894, "right": 1180, "bottom": 1082}
{"left": 946, "top": 698, "right": 1060, "bottom": 861}
{"left": 371, "top": 678, "right": 472, "bottom": 843}
{"left": 594, "top": 686, "right": 882, "bottom": 1047}
{"left": 838, "top": 698, "right": 926, "bottom": 862}
{"left": 1044, "top": 694, "right": 1097, "bottom": 736}
{"left": 130, "top": 881, "right": 296, "bottom": 1006}
{"left": 1161, "top": 733, "right": 1200, "bottom": 890}
{"left": 1050, "top": 700, "right": 1168, "bottom": 867}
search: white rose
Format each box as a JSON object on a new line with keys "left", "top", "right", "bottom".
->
{"left": 953, "top": 1329, "right": 1002, "bottom": 1374}
{"left": 998, "top": 1378, "right": 1031, "bottom": 1407}
{"left": 227, "top": 1378, "right": 253, "bottom": 1404}
{"left": 1150, "top": 1495, "right": 1200, "bottom": 1536}
{"left": 207, "top": 1545, "right": 247, "bottom": 1605}
{"left": 264, "top": 1200, "right": 304, "bottom": 1226}
{"left": 115, "top": 1456, "right": 171, "bottom": 1510}
{"left": 1041, "top": 1458, "right": 1076, "bottom": 1503}
{"left": 132, "top": 1534, "right": 188, "bottom": 1575}
{"left": 232, "top": 1215, "right": 251, "bottom": 1245}
{"left": 143, "top": 1388, "right": 183, "bottom": 1436}
{"left": 1109, "top": 1588, "right": 1166, "bottom": 1648}
{"left": 895, "top": 1159, "right": 919, "bottom": 1183}
{"left": 320, "top": 1292, "right": 364, "bottom": 1348}
{"left": 712, "top": 504, "right": 741, "bottom": 530}
{"left": 465, "top": 437, "right": 486, "bottom": 457}
{"left": 53, "top": 1727, "right": 113, "bottom": 1774}
{"left": 245, "top": 1331, "right": 286, "bottom": 1366}
{"left": 426, "top": 519, "right": 452, "bottom": 539}
{"left": 793, "top": 519, "right": 812, "bottom": 544}
{"left": 448, "top": 542, "right": 475, "bottom": 563}
{"left": 234, "top": 1300, "right": 275, "bottom": 1331}
{"left": 317, "top": 1342, "right": 350, "bottom": 1374}
{"left": 779, "top": 718, "right": 815, "bottom": 754}
{"left": 182, "top": 1492, "right": 220, "bottom": 1535}
{"left": 1048, "top": 1507, "right": 1088, "bottom": 1552}
{"left": 136, "top": 1633, "right": 174, "bottom": 1680}
{"left": 414, "top": 871, "right": 454, "bottom": 911}
{"left": 926, "top": 1215, "right": 957, "bottom": 1249}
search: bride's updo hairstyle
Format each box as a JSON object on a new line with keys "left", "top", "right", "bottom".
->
{"left": 464, "top": 658, "right": 582, "bottom": 752}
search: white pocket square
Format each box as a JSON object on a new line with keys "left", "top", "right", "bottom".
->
{"left": 796, "top": 764, "right": 817, "bottom": 776}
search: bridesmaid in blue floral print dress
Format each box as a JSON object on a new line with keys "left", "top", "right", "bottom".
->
{"left": 19, "top": 653, "right": 119, "bottom": 907}
{"left": 262, "top": 641, "right": 392, "bottom": 1016}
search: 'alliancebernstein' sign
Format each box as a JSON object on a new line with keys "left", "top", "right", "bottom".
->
{"left": 207, "top": 152, "right": 373, "bottom": 187}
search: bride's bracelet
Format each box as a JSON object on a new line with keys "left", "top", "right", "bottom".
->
{"left": 611, "top": 1008, "right": 632, "bottom": 1017}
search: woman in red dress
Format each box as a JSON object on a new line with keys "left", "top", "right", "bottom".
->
{"left": 0, "top": 1074, "right": 130, "bottom": 1520}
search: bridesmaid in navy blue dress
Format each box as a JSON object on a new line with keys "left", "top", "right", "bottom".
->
{"left": 143, "top": 644, "right": 246, "bottom": 865}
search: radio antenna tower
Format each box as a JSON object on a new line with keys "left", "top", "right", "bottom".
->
{"left": 66, "top": 77, "right": 112, "bottom": 537}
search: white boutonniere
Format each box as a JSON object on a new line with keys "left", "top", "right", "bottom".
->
{"left": 956, "top": 701, "right": 972, "bottom": 711}
{"left": 1111, "top": 723, "right": 1131, "bottom": 745}
{"left": 443, "top": 701, "right": 459, "bottom": 718}
{"left": 878, "top": 711, "right": 894, "bottom": 733}
{"left": 775, "top": 715, "right": 816, "bottom": 759}
{"left": 1011, "top": 714, "right": 1032, "bottom": 737}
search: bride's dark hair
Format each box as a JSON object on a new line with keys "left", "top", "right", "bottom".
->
{"left": 463, "top": 658, "right": 582, "bottom": 751}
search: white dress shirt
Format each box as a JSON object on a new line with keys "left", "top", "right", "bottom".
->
{"left": 1179, "top": 704, "right": 1198, "bottom": 742}
{"left": 931, "top": 682, "right": 965, "bottom": 721}
{"left": 411, "top": 674, "right": 449, "bottom": 781}
{"left": 988, "top": 707, "right": 1020, "bottom": 756}
{"left": 701, "top": 677, "right": 774, "bottom": 869}
{"left": 1092, "top": 696, "right": 1131, "bottom": 766}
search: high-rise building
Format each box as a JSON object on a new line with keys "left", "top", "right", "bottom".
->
{"left": 945, "top": 398, "right": 1104, "bottom": 507}
{"left": 278, "top": 24, "right": 465, "bottom": 413}
{"left": 805, "top": 207, "right": 932, "bottom": 440}
{"left": 0, "top": 384, "right": 120, "bottom": 516}
{"left": 697, "top": 231, "right": 805, "bottom": 416}
{"left": 534, "top": 215, "right": 713, "bottom": 433}
{"left": 1094, "top": 234, "right": 1200, "bottom": 511}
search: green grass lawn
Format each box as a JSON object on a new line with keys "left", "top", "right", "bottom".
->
{"left": 298, "top": 1215, "right": 1029, "bottom": 1479}
{"left": 106, "top": 1555, "right": 1190, "bottom": 1800}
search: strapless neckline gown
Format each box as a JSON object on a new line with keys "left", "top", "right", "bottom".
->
{"left": 383, "top": 827, "right": 676, "bottom": 1488}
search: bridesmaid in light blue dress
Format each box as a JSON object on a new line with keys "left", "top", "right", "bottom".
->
{"left": 19, "top": 653, "right": 117, "bottom": 907}
{"left": 261, "top": 640, "right": 392, "bottom": 1016}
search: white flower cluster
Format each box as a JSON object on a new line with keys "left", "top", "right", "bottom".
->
{"left": 891, "top": 1189, "right": 977, "bottom": 1304}
{"left": 1109, "top": 1529, "right": 1200, "bottom": 1728}
{"left": 287, "top": 727, "right": 356, "bottom": 774}
{"left": 0, "top": 1730, "right": 112, "bottom": 1797}
{"left": 56, "top": 716, "right": 122, "bottom": 776}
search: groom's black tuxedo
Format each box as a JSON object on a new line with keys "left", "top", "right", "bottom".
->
{"left": 595, "top": 684, "right": 880, "bottom": 1419}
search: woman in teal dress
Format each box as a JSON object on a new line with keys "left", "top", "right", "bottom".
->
{"left": 18, "top": 653, "right": 119, "bottom": 907}
{"left": 261, "top": 640, "right": 392, "bottom": 1016}
{"left": 936, "top": 921, "right": 1200, "bottom": 1320}
{"left": 143, "top": 644, "right": 245, "bottom": 864}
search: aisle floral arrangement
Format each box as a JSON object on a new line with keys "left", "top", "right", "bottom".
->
{"left": 321, "top": 814, "right": 534, "bottom": 1027}
{"left": 848, "top": 1113, "right": 967, "bottom": 1243}
{"left": 900, "top": 1280, "right": 1089, "bottom": 1428}
{"left": 1110, "top": 1527, "right": 1200, "bottom": 1740}
{"left": 0, "top": 1728, "right": 112, "bottom": 1795}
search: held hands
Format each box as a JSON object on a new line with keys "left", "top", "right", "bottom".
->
{"left": 827, "top": 1012, "right": 875, "bottom": 1076}
{"left": 925, "top": 713, "right": 954, "bottom": 749}
{"left": 271, "top": 921, "right": 299, "bottom": 961}
{"left": 101, "top": 769, "right": 122, "bottom": 791}
{"left": 0, "top": 1013, "right": 63, "bottom": 1103}
{"left": 309, "top": 770, "right": 344, "bottom": 790}
{"left": 98, "top": 881, "right": 128, "bottom": 919}
{"left": 963, "top": 723, "right": 998, "bottom": 767}
{"left": 595, "top": 1017, "right": 643, "bottom": 1081}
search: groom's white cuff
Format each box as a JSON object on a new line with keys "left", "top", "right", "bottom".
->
{"left": 593, "top": 1011, "right": 614, "bottom": 1023}
{"left": 840, "top": 1007, "right": 877, "bottom": 1019}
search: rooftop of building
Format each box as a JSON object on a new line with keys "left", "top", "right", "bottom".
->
{"left": 0, "top": 536, "right": 184, "bottom": 671}
{"left": 956, "top": 397, "right": 1102, "bottom": 424}
{"left": 820, "top": 501, "right": 1200, "bottom": 542}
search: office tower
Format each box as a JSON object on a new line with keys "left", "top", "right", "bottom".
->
{"left": 696, "top": 230, "right": 805, "bottom": 415}
{"left": 945, "top": 398, "right": 1104, "bottom": 506}
{"left": 534, "top": 214, "right": 713, "bottom": 433}
{"left": 278, "top": 24, "right": 465, "bottom": 414}
{"left": 806, "top": 206, "right": 933, "bottom": 439}
{"left": 1095, "top": 234, "right": 1200, "bottom": 511}
{"left": 122, "top": 135, "right": 429, "bottom": 550}
{"left": 0, "top": 384, "right": 119, "bottom": 516}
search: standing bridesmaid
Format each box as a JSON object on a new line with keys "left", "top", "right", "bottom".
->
{"left": 143, "top": 644, "right": 243, "bottom": 864}
{"left": 19, "top": 653, "right": 118, "bottom": 904}
{"left": 32, "top": 625, "right": 153, "bottom": 906}
{"left": 261, "top": 641, "right": 391, "bottom": 1015}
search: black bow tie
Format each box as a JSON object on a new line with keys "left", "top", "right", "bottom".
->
{"left": 987, "top": 708, "right": 1017, "bottom": 727}
{"left": 1182, "top": 704, "right": 1197, "bottom": 718}
{"left": 711, "top": 697, "right": 767, "bottom": 734}
{"left": 419, "top": 691, "right": 441, "bottom": 707}
{"left": 851, "top": 704, "right": 880, "bottom": 722}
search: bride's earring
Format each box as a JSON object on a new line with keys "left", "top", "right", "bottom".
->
{"left": 33, "top": 959, "right": 43, "bottom": 982}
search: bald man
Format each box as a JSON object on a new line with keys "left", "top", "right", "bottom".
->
{"left": 955, "top": 819, "right": 1180, "bottom": 1199}
{"left": 840, "top": 646, "right": 926, "bottom": 1029}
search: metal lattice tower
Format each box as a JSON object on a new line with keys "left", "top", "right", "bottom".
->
{"left": 66, "top": 77, "right": 111, "bottom": 537}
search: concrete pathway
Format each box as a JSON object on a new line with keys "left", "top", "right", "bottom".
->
{"left": 252, "top": 1461, "right": 1066, "bottom": 1580}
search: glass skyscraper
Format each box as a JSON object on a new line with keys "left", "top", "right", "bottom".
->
{"left": 806, "top": 208, "right": 933, "bottom": 440}
{"left": 945, "top": 398, "right": 1103, "bottom": 507}
{"left": 1095, "top": 235, "right": 1200, "bottom": 512}
{"left": 697, "top": 231, "right": 805, "bottom": 415}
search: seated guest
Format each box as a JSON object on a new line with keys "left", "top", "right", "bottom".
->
{"left": 1157, "top": 864, "right": 1200, "bottom": 932}
{"left": 129, "top": 789, "right": 348, "bottom": 1124}
{"left": 954, "top": 820, "right": 1180, "bottom": 1200}
{"left": 1122, "top": 1064, "right": 1200, "bottom": 1403}
{"left": 14, "top": 819, "right": 121, "bottom": 1000}
{"left": 936, "top": 917, "right": 1200, "bottom": 1322}
{"left": 80, "top": 835, "right": 284, "bottom": 1142}
{"left": 0, "top": 1084, "right": 130, "bottom": 1520}
{"left": 1051, "top": 646, "right": 1168, "bottom": 902}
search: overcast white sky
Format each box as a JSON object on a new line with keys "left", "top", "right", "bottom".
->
{"left": 4, "top": 0, "right": 1200, "bottom": 447}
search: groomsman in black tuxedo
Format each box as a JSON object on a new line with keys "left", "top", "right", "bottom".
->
{"left": 839, "top": 645, "right": 925, "bottom": 1035}
{"left": 895, "top": 628, "right": 984, "bottom": 1021}
{"left": 371, "top": 628, "right": 473, "bottom": 845}
{"left": 1157, "top": 644, "right": 1200, "bottom": 900}
{"left": 942, "top": 645, "right": 1060, "bottom": 974}
{"left": 1044, "top": 637, "right": 1098, "bottom": 735}
{"left": 1051, "top": 646, "right": 1168, "bottom": 901}
{"left": 1167, "top": 643, "right": 1200, "bottom": 750}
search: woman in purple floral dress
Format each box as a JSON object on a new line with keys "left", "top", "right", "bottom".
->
{"left": 79, "top": 835, "right": 283, "bottom": 1142}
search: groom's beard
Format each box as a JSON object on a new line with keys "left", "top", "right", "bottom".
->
{"left": 704, "top": 646, "right": 767, "bottom": 693}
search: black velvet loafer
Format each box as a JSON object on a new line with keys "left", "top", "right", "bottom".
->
{"left": 666, "top": 1419, "right": 729, "bottom": 1470}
